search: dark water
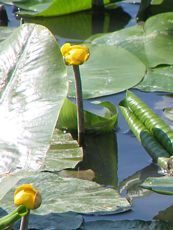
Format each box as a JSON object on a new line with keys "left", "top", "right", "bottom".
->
{"left": 2, "top": 1, "right": 173, "bottom": 224}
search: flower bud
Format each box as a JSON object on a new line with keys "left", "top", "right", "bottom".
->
{"left": 60, "top": 43, "right": 90, "bottom": 65}
{"left": 14, "top": 184, "right": 42, "bottom": 210}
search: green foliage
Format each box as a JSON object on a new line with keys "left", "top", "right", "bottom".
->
{"left": 0, "top": 23, "right": 68, "bottom": 174}
{"left": 1, "top": 172, "right": 130, "bottom": 215}
{"left": 67, "top": 44, "right": 145, "bottom": 98}
{"left": 142, "top": 176, "right": 173, "bottom": 195}
{"left": 119, "top": 91, "right": 172, "bottom": 168}
{"left": 57, "top": 98, "right": 118, "bottom": 133}
{"left": 0, "top": 0, "right": 114, "bottom": 16}
{"left": 0, "top": 205, "right": 28, "bottom": 229}
{"left": 91, "top": 12, "right": 173, "bottom": 94}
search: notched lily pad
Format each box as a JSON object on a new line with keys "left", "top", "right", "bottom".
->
{"left": 1, "top": 172, "right": 131, "bottom": 215}
{"left": 43, "top": 129, "right": 83, "bottom": 171}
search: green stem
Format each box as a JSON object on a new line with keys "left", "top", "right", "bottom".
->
{"left": 73, "top": 65, "right": 85, "bottom": 147}
{"left": 0, "top": 205, "right": 28, "bottom": 229}
{"left": 20, "top": 210, "right": 30, "bottom": 230}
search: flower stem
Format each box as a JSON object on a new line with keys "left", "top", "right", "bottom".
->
{"left": 73, "top": 65, "right": 85, "bottom": 147}
{"left": 20, "top": 210, "right": 30, "bottom": 230}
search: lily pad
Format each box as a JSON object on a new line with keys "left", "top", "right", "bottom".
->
{"left": 44, "top": 129, "right": 83, "bottom": 171}
{"left": 136, "top": 66, "right": 173, "bottom": 92}
{"left": 67, "top": 44, "right": 145, "bottom": 99}
{"left": 92, "top": 12, "right": 173, "bottom": 68}
{"left": 141, "top": 176, "right": 173, "bottom": 195}
{"left": 1, "top": 172, "right": 131, "bottom": 215}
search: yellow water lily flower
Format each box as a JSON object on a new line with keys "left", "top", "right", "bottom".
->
{"left": 60, "top": 43, "right": 90, "bottom": 65}
{"left": 14, "top": 184, "right": 42, "bottom": 210}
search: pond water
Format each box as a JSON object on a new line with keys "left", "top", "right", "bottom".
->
{"left": 3, "top": 1, "right": 173, "bottom": 225}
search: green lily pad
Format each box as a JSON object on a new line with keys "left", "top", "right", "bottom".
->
{"left": 92, "top": 12, "right": 173, "bottom": 68}
{"left": 136, "top": 66, "right": 173, "bottom": 92}
{"left": 67, "top": 44, "right": 145, "bottom": 99}
{"left": 141, "top": 176, "right": 173, "bottom": 195}
{"left": 1, "top": 172, "right": 131, "bottom": 215}
{"left": 44, "top": 129, "right": 83, "bottom": 171}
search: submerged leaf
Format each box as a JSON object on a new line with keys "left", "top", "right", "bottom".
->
{"left": 82, "top": 219, "right": 173, "bottom": 229}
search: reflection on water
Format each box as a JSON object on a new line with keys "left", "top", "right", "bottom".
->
{"left": 0, "top": 5, "right": 8, "bottom": 26}
{"left": 75, "top": 132, "right": 118, "bottom": 188}
{"left": 22, "top": 5, "right": 131, "bottom": 43}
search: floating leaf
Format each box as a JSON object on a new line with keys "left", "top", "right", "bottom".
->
{"left": 1, "top": 172, "right": 131, "bottom": 215}
{"left": 141, "top": 176, "right": 173, "bottom": 195}
{"left": 92, "top": 12, "right": 173, "bottom": 68}
{"left": 68, "top": 44, "right": 145, "bottom": 98}
{"left": 43, "top": 129, "right": 83, "bottom": 172}
{"left": 136, "top": 66, "right": 173, "bottom": 93}
{"left": 57, "top": 98, "right": 118, "bottom": 133}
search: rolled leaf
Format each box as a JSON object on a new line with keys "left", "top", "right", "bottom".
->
{"left": 125, "top": 91, "right": 173, "bottom": 154}
{"left": 57, "top": 98, "right": 117, "bottom": 133}
{"left": 119, "top": 102, "right": 170, "bottom": 164}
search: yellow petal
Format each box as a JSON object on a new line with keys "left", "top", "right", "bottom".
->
{"left": 14, "top": 184, "right": 42, "bottom": 210}
{"left": 60, "top": 43, "right": 90, "bottom": 65}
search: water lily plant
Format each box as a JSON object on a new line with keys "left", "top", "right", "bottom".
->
{"left": 61, "top": 43, "right": 90, "bottom": 147}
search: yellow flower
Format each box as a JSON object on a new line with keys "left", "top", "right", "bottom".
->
{"left": 60, "top": 43, "right": 90, "bottom": 65}
{"left": 14, "top": 184, "right": 42, "bottom": 210}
